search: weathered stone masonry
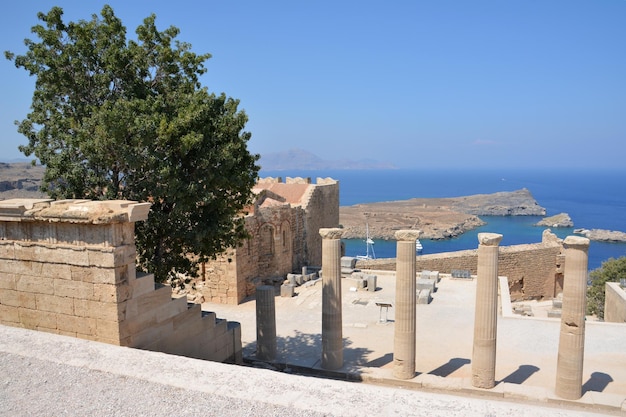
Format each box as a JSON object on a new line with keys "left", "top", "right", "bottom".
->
{"left": 0, "top": 198, "right": 241, "bottom": 363}
{"left": 201, "top": 177, "right": 339, "bottom": 304}
{"left": 356, "top": 230, "right": 564, "bottom": 301}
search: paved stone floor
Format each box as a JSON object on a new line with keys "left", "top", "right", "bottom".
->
{"left": 202, "top": 271, "right": 626, "bottom": 413}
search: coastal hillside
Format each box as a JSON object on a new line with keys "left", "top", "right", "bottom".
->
{"left": 340, "top": 189, "right": 545, "bottom": 240}
{"left": 0, "top": 162, "right": 46, "bottom": 199}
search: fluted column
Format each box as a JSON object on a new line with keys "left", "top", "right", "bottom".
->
{"left": 255, "top": 285, "right": 276, "bottom": 361}
{"left": 320, "top": 228, "right": 344, "bottom": 370}
{"left": 472, "top": 232, "right": 502, "bottom": 389}
{"left": 393, "top": 230, "right": 421, "bottom": 379}
{"left": 555, "top": 236, "right": 590, "bottom": 400}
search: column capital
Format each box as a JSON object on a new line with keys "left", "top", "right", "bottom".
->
{"left": 394, "top": 229, "right": 422, "bottom": 241}
{"left": 319, "top": 228, "right": 343, "bottom": 240}
{"left": 563, "top": 235, "right": 590, "bottom": 249}
{"left": 478, "top": 233, "right": 503, "bottom": 246}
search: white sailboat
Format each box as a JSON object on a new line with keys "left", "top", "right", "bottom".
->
{"left": 356, "top": 223, "right": 376, "bottom": 260}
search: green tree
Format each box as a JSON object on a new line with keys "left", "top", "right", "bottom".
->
{"left": 6, "top": 5, "right": 259, "bottom": 281}
{"left": 586, "top": 256, "right": 626, "bottom": 319}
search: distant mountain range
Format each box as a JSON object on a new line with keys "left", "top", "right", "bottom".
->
{"left": 258, "top": 149, "right": 396, "bottom": 171}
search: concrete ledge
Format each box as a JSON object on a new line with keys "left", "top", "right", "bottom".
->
{"left": 2, "top": 324, "right": 623, "bottom": 416}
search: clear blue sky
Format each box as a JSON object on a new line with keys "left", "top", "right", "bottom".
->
{"left": 1, "top": 1, "right": 624, "bottom": 169}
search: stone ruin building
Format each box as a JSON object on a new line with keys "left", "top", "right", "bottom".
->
{"left": 198, "top": 176, "right": 339, "bottom": 304}
{"left": 0, "top": 198, "right": 241, "bottom": 363}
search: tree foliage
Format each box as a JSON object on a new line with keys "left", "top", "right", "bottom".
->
{"left": 6, "top": 5, "right": 259, "bottom": 281}
{"left": 586, "top": 256, "right": 626, "bottom": 319}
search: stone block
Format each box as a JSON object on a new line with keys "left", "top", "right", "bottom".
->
{"left": 125, "top": 285, "right": 172, "bottom": 319}
{"left": 548, "top": 309, "right": 562, "bottom": 318}
{"left": 15, "top": 243, "right": 89, "bottom": 266}
{"left": 366, "top": 274, "right": 377, "bottom": 292}
{"left": 172, "top": 304, "right": 202, "bottom": 331}
{"left": 0, "top": 304, "right": 20, "bottom": 323}
{"left": 421, "top": 270, "right": 432, "bottom": 279}
{"left": 451, "top": 269, "right": 472, "bottom": 279}
{"left": 57, "top": 314, "right": 97, "bottom": 336}
{"left": 19, "top": 307, "right": 57, "bottom": 330}
{"left": 286, "top": 273, "right": 297, "bottom": 285}
{"left": 341, "top": 256, "right": 357, "bottom": 269}
{"left": 4, "top": 222, "right": 27, "bottom": 241}
{"left": 341, "top": 267, "right": 356, "bottom": 276}
{"left": 129, "top": 272, "right": 155, "bottom": 298}
{"left": 16, "top": 274, "right": 54, "bottom": 295}
{"left": 0, "top": 260, "right": 43, "bottom": 276}
{"left": 93, "top": 281, "right": 132, "bottom": 303}
{"left": 54, "top": 279, "right": 94, "bottom": 300}
{"left": 35, "top": 293, "right": 74, "bottom": 315}
{"left": 74, "top": 265, "right": 127, "bottom": 285}
{"left": 0, "top": 290, "right": 36, "bottom": 309}
{"left": 201, "top": 311, "right": 217, "bottom": 331}
{"left": 155, "top": 297, "right": 189, "bottom": 324}
{"left": 552, "top": 298, "right": 563, "bottom": 309}
{"left": 129, "top": 321, "right": 171, "bottom": 348}
{"left": 54, "top": 223, "right": 82, "bottom": 246}
{"left": 429, "top": 271, "right": 440, "bottom": 282}
{"left": 417, "top": 289, "right": 432, "bottom": 305}
{"left": 123, "top": 310, "right": 157, "bottom": 335}
{"left": 0, "top": 241, "right": 15, "bottom": 260}
{"left": 295, "top": 274, "right": 304, "bottom": 286}
{"left": 0, "top": 273, "right": 16, "bottom": 290}
{"left": 41, "top": 263, "right": 72, "bottom": 280}
{"left": 281, "top": 283, "right": 294, "bottom": 298}
{"left": 96, "top": 318, "right": 123, "bottom": 342}
{"left": 74, "top": 298, "right": 125, "bottom": 321}
{"left": 417, "top": 278, "right": 436, "bottom": 292}
{"left": 86, "top": 246, "right": 130, "bottom": 268}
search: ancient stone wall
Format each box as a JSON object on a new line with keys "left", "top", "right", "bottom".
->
{"left": 0, "top": 199, "right": 241, "bottom": 363}
{"left": 299, "top": 177, "right": 340, "bottom": 268}
{"left": 200, "top": 177, "right": 339, "bottom": 304}
{"left": 605, "top": 282, "right": 626, "bottom": 323}
{"left": 357, "top": 239, "right": 563, "bottom": 301}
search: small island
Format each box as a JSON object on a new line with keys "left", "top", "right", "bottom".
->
{"left": 535, "top": 213, "right": 573, "bottom": 228}
{"left": 574, "top": 228, "right": 626, "bottom": 243}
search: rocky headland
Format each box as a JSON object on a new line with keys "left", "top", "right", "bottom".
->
{"left": 340, "top": 189, "right": 545, "bottom": 240}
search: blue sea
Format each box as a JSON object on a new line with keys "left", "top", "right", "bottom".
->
{"left": 260, "top": 169, "right": 626, "bottom": 271}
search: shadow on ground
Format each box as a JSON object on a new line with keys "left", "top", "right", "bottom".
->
{"left": 499, "top": 365, "right": 540, "bottom": 385}
{"left": 583, "top": 372, "right": 614, "bottom": 393}
{"left": 428, "top": 357, "right": 471, "bottom": 377}
{"left": 244, "top": 330, "right": 373, "bottom": 376}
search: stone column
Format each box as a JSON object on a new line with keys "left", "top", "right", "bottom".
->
{"left": 393, "top": 230, "right": 422, "bottom": 380}
{"left": 320, "top": 228, "right": 344, "bottom": 370}
{"left": 255, "top": 285, "right": 276, "bottom": 361}
{"left": 555, "top": 236, "right": 590, "bottom": 400}
{"left": 472, "top": 232, "right": 502, "bottom": 389}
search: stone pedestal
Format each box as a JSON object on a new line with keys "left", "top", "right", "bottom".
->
{"left": 255, "top": 285, "right": 277, "bottom": 361}
{"left": 555, "top": 236, "right": 590, "bottom": 400}
{"left": 393, "top": 230, "right": 422, "bottom": 380}
{"left": 472, "top": 233, "right": 502, "bottom": 389}
{"left": 320, "top": 228, "right": 344, "bottom": 370}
